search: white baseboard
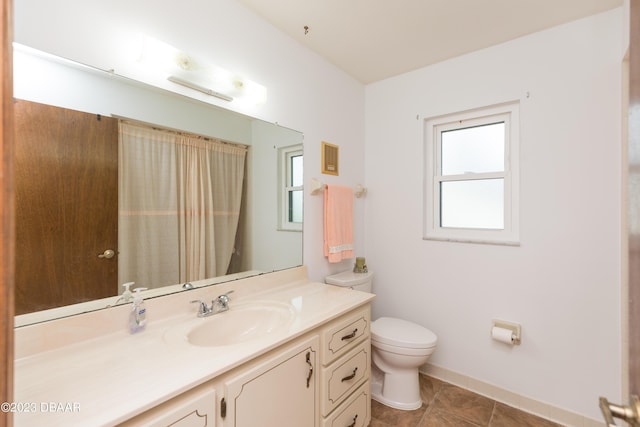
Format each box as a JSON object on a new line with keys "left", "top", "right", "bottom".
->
{"left": 421, "top": 364, "right": 603, "bottom": 427}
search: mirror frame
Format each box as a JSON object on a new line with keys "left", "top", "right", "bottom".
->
{"left": 1, "top": 0, "right": 15, "bottom": 417}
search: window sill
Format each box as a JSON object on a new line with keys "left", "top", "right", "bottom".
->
{"left": 277, "top": 227, "right": 303, "bottom": 233}
{"left": 422, "top": 235, "right": 520, "bottom": 246}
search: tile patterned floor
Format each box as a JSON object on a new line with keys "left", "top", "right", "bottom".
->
{"left": 370, "top": 375, "right": 564, "bottom": 427}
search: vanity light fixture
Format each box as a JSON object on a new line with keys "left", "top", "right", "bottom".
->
{"left": 167, "top": 75, "right": 233, "bottom": 102}
{"left": 137, "top": 35, "right": 267, "bottom": 105}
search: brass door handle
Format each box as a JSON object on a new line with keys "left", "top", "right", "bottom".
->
{"left": 306, "top": 352, "right": 313, "bottom": 388}
{"left": 341, "top": 367, "right": 358, "bottom": 382}
{"left": 599, "top": 395, "right": 640, "bottom": 426}
{"left": 341, "top": 328, "right": 358, "bottom": 341}
{"left": 98, "top": 249, "right": 115, "bottom": 259}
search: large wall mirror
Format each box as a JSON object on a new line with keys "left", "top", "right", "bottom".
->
{"left": 13, "top": 45, "right": 304, "bottom": 326}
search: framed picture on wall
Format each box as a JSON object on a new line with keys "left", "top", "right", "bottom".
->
{"left": 321, "top": 141, "right": 339, "bottom": 175}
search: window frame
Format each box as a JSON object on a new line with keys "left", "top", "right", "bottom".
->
{"left": 423, "top": 102, "right": 520, "bottom": 245}
{"left": 278, "top": 144, "right": 303, "bottom": 232}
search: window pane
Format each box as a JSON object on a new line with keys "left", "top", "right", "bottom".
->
{"left": 290, "top": 154, "right": 303, "bottom": 186}
{"left": 288, "top": 189, "right": 303, "bottom": 223}
{"left": 440, "top": 179, "right": 504, "bottom": 229}
{"left": 441, "top": 122, "right": 504, "bottom": 175}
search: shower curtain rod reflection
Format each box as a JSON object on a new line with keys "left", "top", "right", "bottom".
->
{"left": 114, "top": 116, "right": 249, "bottom": 149}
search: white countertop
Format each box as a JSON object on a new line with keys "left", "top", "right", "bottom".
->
{"left": 13, "top": 267, "right": 374, "bottom": 426}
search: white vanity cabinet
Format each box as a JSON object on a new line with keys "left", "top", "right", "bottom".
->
{"left": 215, "top": 304, "right": 372, "bottom": 427}
{"left": 320, "top": 306, "right": 371, "bottom": 427}
{"left": 219, "top": 335, "right": 319, "bottom": 427}
{"left": 13, "top": 269, "right": 377, "bottom": 427}
{"left": 115, "top": 303, "right": 372, "bottom": 427}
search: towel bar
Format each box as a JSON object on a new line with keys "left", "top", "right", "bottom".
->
{"left": 309, "top": 178, "right": 367, "bottom": 198}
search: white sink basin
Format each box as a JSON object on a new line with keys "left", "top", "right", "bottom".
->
{"left": 167, "top": 301, "right": 296, "bottom": 348}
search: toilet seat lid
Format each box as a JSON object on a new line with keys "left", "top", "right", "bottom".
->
{"left": 371, "top": 317, "right": 438, "bottom": 349}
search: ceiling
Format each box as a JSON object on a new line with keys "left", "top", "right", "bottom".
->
{"left": 237, "top": 0, "right": 623, "bottom": 84}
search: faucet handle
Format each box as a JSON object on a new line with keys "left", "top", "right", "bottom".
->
{"left": 190, "top": 300, "right": 211, "bottom": 316}
{"left": 215, "top": 290, "right": 234, "bottom": 308}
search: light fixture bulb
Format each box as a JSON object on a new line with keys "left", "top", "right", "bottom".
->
{"left": 175, "top": 52, "right": 195, "bottom": 70}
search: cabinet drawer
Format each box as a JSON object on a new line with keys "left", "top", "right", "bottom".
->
{"left": 321, "top": 339, "right": 370, "bottom": 416}
{"left": 322, "top": 381, "right": 370, "bottom": 427}
{"left": 322, "top": 307, "right": 370, "bottom": 365}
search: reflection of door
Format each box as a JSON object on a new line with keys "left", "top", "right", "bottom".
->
{"left": 13, "top": 99, "right": 118, "bottom": 315}
{"left": 599, "top": 1, "right": 640, "bottom": 425}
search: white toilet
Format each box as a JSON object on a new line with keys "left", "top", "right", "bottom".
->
{"left": 325, "top": 270, "right": 438, "bottom": 410}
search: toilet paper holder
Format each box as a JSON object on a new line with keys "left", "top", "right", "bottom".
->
{"left": 491, "top": 319, "right": 521, "bottom": 345}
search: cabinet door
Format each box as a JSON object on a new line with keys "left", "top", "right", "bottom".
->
{"left": 224, "top": 335, "right": 319, "bottom": 427}
{"left": 120, "top": 386, "right": 215, "bottom": 427}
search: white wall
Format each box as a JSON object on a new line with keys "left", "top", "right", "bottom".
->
{"left": 365, "top": 8, "right": 623, "bottom": 421}
{"left": 14, "top": 0, "right": 367, "bottom": 282}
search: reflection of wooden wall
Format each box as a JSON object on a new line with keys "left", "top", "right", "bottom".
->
{"left": 1, "top": 0, "right": 14, "bottom": 423}
{"left": 13, "top": 100, "right": 118, "bottom": 315}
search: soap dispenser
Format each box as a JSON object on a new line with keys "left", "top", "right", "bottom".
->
{"left": 129, "top": 287, "right": 148, "bottom": 334}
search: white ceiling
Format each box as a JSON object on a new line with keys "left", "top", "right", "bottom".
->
{"left": 237, "top": 0, "right": 622, "bottom": 84}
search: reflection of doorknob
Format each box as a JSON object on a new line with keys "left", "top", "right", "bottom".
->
{"left": 98, "top": 249, "right": 115, "bottom": 259}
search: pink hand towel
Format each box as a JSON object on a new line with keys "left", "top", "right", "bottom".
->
{"left": 324, "top": 184, "right": 354, "bottom": 263}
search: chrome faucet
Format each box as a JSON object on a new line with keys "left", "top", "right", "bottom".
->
{"left": 191, "top": 291, "right": 234, "bottom": 317}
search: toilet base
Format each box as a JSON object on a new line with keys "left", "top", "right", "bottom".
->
{"left": 371, "top": 389, "right": 422, "bottom": 411}
{"left": 370, "top": 365, "right": 422, "bottom": 410}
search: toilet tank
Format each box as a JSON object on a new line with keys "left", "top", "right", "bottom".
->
{"left": 325, "top": 270, "right": 374, "bottom": 293}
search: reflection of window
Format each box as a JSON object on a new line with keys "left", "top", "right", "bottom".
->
{"left": 424, "top": 102, "right": 519, "bottom": 245}
{"left": 279, "top": 144, "right": 303, "bottom": 231}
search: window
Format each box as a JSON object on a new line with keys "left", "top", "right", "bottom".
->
{"left": 424, "top": 102, "right": 519, "bottom": 245}
{"left": 279, "top": 144, "right": 303, "bottom": 231}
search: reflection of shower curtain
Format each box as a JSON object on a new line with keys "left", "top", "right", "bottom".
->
{"left": 118, "top": 122, "right": 247, "bottom": 289}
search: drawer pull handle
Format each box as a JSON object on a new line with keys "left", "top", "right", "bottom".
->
{"left": 306, "top": 352, "right": 313, "bottom": 388}
{"left": 341, "top": 367, "right": 358, "bottom": 382}
{"left": 346, "top": 414, "right": 358, "bottom": 427}
{"left": 341, "top": 328, "right": 358, "bottom": 341}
